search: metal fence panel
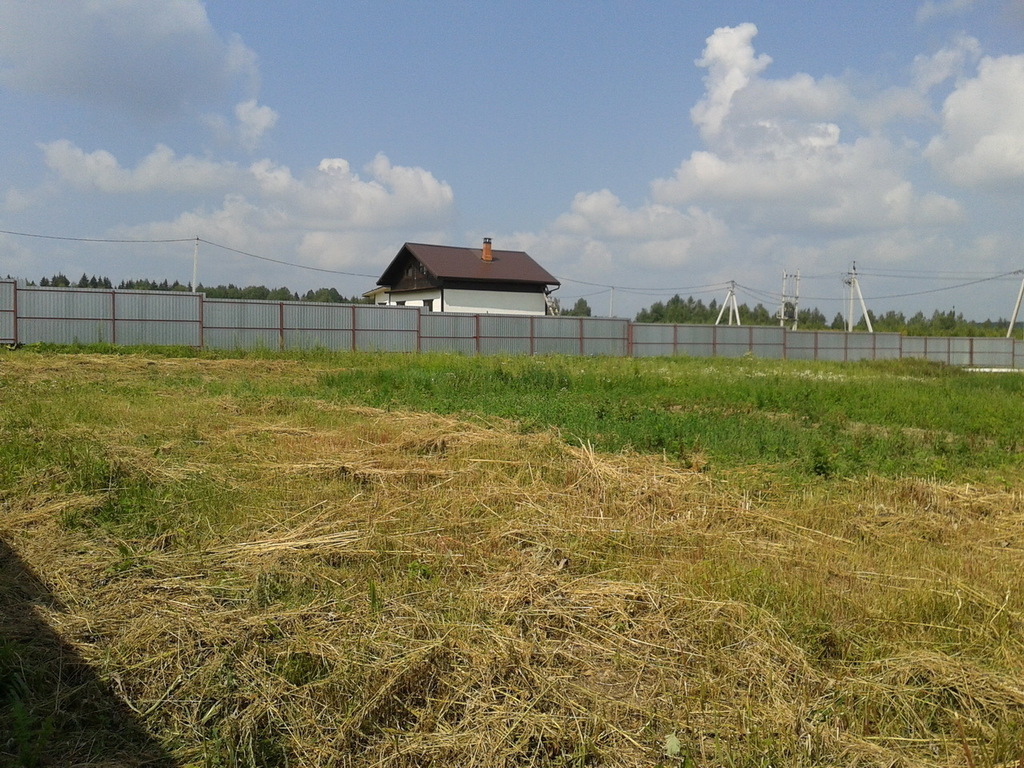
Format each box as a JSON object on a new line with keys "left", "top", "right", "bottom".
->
{"left": 922, "top": 337, "right": 951, "bottom": 365}
{"left": 282, "top": 329, "right": 353, "bottom": 351}
{"left": 846, "top": 333, "right": 878, "bottom": 361}
{"left": 901, "top": 336, "right": 926, "bottom": 360}
{"left": 631, "top": 324, "right": 675, "bottom": 343}
{"left": 629, "top": 324, "right": 675, "bottom": 357}
{"left": 285, "top": 302, "right": 356, "bottom": 331}
{"left": 874, "top": 333, "right": 902, "bottom": 360}
{"left": 533, "top": 337, "right": 582, "bottom": 355}
{"left": 0, "top": 281, "right": 14, "bottom": 344}
{"left": 672, "top": 325, "right": 713, "bottom": 357}
{"left": 115, "top": 319, "right": 201, "bottom": 347}
{"left": 580, "top": 318, "right": 629, "bottom": 357}
{"left": 20, "top": 287, "right": 111, "bottom": 320}
{"left": 479, "top": 337, "right": 532, "bottom": 355}
{"left": 631, "top": 343, "right": 675, "bottom": 357}
{"left": 113, "top": 290, "right": 196, "bottom": 320}
{"left": 204, "top": 328, "right": 280, "bottom": 350}
{"left": 355, "top": 305, "right": 419, "bottom": 331}
{"left": 965, "top": 337, "right": 1013, "bottom": 368}
{"left": 420, "top": 336, "right": 477, "bottom": 354}
{"left": 17, "top": 288, "right": 113, "bottom": 344}
{"left": 580, "top": 318, "right": 629, "bottom": 338}
{"left": 419, "top": 314, "right": 477, "bottom": 354}
{"left": 784, "top": 330, "right": 818, "bottom": 361}
{"left": 711, "top": 326, "right": 751, "bottom": 358}
{"left": 478, "top": 315, "right": 532, "bottom": 339}
{"left": 7, "top": 284, "right": 1023, "bottom": 367}
{"left": 112, "top": 291, "right": 201, "bottom": 347}
{"left": 583, "top": 337, "right": 628, "bottom": 356}
{"left": 811, "top": 332, "right": 847, "bottom": 362}
{"left": 534, "top": 316, "right": 583, "bottom": 339}
{"left": 18, "top": 318, "right": 113, "bottom": 345}
{"left": 354, "top": 329, "right": 417, "bottom": 352}
{"left": 421, "top": 313, "right": 477, "bottom": 339}
{"left": 948, "top": 337, "right": 973, "bottom": 367}
{"left": 203, "top": 299, "right": 280, "bottom": 330}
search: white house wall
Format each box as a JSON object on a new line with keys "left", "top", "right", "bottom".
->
{"left": 375, "top": 287, "right": 547, "bottom": 316}
{"left": 441, "top": 289, "right": 546, "bottom": 316}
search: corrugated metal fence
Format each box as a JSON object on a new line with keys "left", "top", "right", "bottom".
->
{"left": 1, "top": 280, "right": 1022, "bottom": 367}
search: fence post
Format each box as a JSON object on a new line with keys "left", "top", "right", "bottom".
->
{"left": 279, "top": 302, "right": 285, "bottom": 351}
{"left": 12, "top": 281, "right": 18, "bottom": 346}
{"left": 351, "top": 305, "right": 357, "bottom": 352}
{"left": 110, "top": 290, "right": 117, "bottom": 346}
{"left": 198, "top": 293, "right": 205, "bottom": 350}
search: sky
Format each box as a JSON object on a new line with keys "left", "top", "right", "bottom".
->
{"left": 3, "top": 0, "right": 1024, "bottom": 321}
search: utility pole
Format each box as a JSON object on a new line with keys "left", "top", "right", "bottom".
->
{"left": 608, "top": 286, "right": 615, "bottom": 318}
{"left": 191, "top": 237, "right": 199, "bottom": 293}
{"left": 715, "top": 281, "right": 741, "bottom": 326}
{"left": 842, "top": 262, "right": 873, "bottom": 333}
{"left": 779, "top": 270, "right": 800, "bottom": 329}
{"left": 1007, "top": 270, "right": 1024, "bottom": 338}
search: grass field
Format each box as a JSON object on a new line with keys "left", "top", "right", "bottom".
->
{"left": 1, "top": 347, "right": 1023, "bottom": 767}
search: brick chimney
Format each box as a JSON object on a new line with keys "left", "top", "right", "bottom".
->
{"left": 482, "top": 237, "right": 492, "bottom": 262}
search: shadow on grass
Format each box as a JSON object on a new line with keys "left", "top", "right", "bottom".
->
{"left": 0, "top": 538, "right": 176, "bottom": 767}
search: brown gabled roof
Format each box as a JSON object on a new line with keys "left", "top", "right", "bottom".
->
{"left": 377, "top": 242, "right": 560, "bottom": 287}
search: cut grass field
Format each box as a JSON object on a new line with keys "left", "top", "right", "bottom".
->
{"left": 1, "top": 347, "right": 1023, "bottom": 767}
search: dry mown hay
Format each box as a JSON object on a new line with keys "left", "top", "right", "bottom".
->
{"left": 2, "top": 361, "right": 1023, "bottom": 766}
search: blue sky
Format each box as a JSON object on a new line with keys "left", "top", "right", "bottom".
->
{"left": 3, "top": 1, "right": 1024, "bottom": 321}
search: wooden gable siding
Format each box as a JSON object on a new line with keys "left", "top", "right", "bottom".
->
{"left": 391, "top": 252, "right": 440, "bottom": 292}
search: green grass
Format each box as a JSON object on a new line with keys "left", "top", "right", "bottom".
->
{"left": 2, "top": 348, "right": 1023, "bottom": 767}
{"left": 307, "top": 353, "right": 1024, "bottom": 480}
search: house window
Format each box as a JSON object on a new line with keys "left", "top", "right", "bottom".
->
{"left": 423, "top": 299, "right": 433, "bottom": 312}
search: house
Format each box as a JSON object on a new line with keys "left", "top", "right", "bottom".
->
{"left": 366, "top": 239, "right": 560, "bottom": 315}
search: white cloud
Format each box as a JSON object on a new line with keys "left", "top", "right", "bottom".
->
{"left": 497, "top": 22, "right": 973, "bottom": 310}
{"left": 653, "top": 26, "right": 963, "bottom": 233}
{"left": 925, "top": 54, "right": 1024, "bottom": 188}
{"left": 247, "top": 153, "right": 454, "bottom": 230}
{"left": 235, "top": 100, "right": 279, "bottom": 151}
{"left": 106, "top": 151, "right": 455, "bottom": 283}
{"left": 690, "top": 23, "right": 772, "bottom": 142}
{"left": 40, "top": 140, "right": 239, "bottom": 193}
{"left": 912, "top": 35, "right": 981, "bottom": 92}
{"left": 0, "top": 0, "right": 259, "bottom": 120}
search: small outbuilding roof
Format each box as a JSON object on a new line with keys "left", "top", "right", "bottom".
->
{"left": 377, "top": 242, "right": 560, "bottom": 288}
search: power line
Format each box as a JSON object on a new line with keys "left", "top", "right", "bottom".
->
{"left": 197, "top": 238, "right": 378, "bottom": 279}
{"left": 3, "top": 225, "right": 1023, "bottom": 308}
{"left": 0, "top": 228, "right": 193, "bottom": 244}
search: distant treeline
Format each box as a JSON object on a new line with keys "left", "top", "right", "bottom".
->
{"left": 29, "top": 273, "right": 371, "bottom": 304}
{"left": 634, "top": 294, "right": 1013, "bottom": 337}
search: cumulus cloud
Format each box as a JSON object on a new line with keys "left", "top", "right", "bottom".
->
{"left": 498, "top": 22, "right": 972, "bottom": 303}
{"left": 912, "top": 35, "right": 981, "bottom": 92}
{"left": 655, "top": 25, "right": 962, "bottom": 232}
{"left": 925, "top": 54, "right": 1024, "bottom": 188}
{"left": 40, "top": 140, "right": 239, "bottom": 193}
{"left": 690, "top": 23, "right": 772, "bottom": 142}
{"left": 249, "top": 153, "right": 455, "bottom": 230}
{"left": 235, "top": 100, "right": 279, "bottom": 151}
{"left": 108, "top": 151, "right": 455, "bottom": 279}
{"left": 0, "top": 0, "right": 259, "bottom": 120}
